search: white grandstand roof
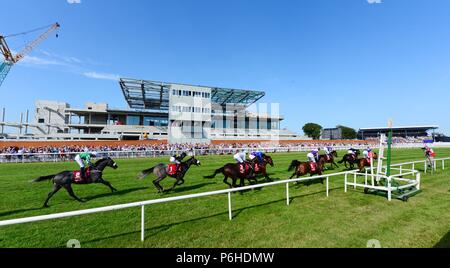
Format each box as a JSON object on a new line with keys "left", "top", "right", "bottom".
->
{"left": 359, "top": 125, "right": 439, "bottom": 131}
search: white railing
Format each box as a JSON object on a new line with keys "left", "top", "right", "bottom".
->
{"left": 384, "top": 157, "right": 450, "bottom": 174}
{"left": 345, "top": 169, "right": 421, "bottom": 202}
{"left": 1, "top": 143, "right": 448, "bottom": 164}
{"left": 0, "top": 170, "right": 353, "bottom": 242}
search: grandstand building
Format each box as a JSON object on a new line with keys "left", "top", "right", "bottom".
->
{"left": 26, "top": 79, "right": 304, "bottom": 143}
{"left": 358, "top": 125, "right": 439, "bottom": 141}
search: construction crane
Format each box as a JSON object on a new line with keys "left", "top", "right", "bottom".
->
{"left": 0, "top": 22, "right": 60, "bottom": 87}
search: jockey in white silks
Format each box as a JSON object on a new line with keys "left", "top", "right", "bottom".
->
{"left": 233, "top": 150, "right": 247, "bottom": 164}
{"left": 324, "top": 146, "right": 333, "bottom": 159}
{"left": 363, "top": 147, "right": 372, "bottom": 160}
{"left": 307, "top": 149, "right": 320, "bottom": 163}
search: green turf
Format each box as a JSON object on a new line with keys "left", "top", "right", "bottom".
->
{"left": 0, "top": 148, "right": 449, "bottom": 248}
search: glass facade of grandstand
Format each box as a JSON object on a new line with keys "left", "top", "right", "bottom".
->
{"left": 22, "top": 79, "right": 303, "bottom": 143}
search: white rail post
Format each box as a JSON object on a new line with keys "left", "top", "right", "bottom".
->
{"left": 424, "top": 161, "right": 427, "bottom": 173}
{"left": 365, "top": 170, "right": 368, "bottom": 186}
{"left": 412, "top": 162, "right": 415, "bottom": 171}
{"left": 353, "top": 172, "right": 357, "bottom": 189}
{"left": 416, "top": 172, "right": 421, "bottom": 190}
{"left": 344, "top": 173, "right": 348, "bottom": 193}
{"left": 228, "top": 192, "right": 232, "bottom": 220}
{"left": 387, "top": 177, "right": 392, "bottom": 202}
{"left": 399, "top": 165, "right": 403, "bottom": 176}
{"left": 286, "top": 183, "right": 290, "bottom": 206}
{"left": 141, "top": 205, "right": 145, "bottom": 242}
{"left": 326, "top": 177, "right": 329, "bottom": 197}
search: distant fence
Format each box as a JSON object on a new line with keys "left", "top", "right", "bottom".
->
{"left": 1, "top": 143, "right": 450, "bottom": 164}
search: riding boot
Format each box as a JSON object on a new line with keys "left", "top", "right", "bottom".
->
{"left": 80, "top": 167, "right": 86, "bottom": 180}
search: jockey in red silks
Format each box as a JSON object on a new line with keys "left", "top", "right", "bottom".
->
{"left": 363, "top": 147, "right": 373, "bottom": 164}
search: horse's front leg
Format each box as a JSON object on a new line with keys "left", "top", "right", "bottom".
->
{"left": 263, "top": 170, "right": 272, "bottom": 182}
{"left": 289, "top": 171, "right": 297, "bottom": 180}
{"left": 333, "top": 161, "right": 339, "bottom": 169}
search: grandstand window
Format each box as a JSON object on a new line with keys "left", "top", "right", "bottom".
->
{"left": 126, "top": 115, "right": 141, "bottom": 126}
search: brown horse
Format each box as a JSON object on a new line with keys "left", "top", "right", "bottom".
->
{"left": 204, "top": 156, "right": 268, "bottom": 188}
{"left": 356, "top": 152, "right": 378, "bottom": 172}
{"left": 318, "top": 150, "right": 339, "bottom": 169}
{"left": 251, "top": 154, "right": 274, "bottom": 183}
{"left": 288, "top": 157, "right": 326, "bottom": 183}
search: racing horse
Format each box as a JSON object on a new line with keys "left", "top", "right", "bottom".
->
{"left": 355, "top": 152, "right": 378, "bottom": 172}
{"left": 203, "top": 158, "right": 261, "bottom": 188}
{"left": 288, "top": 157, "right": 326, "bottom": 184}
{"left": 33, "top": 157, "right": 119, "bottom": 208}
{"left": 318, "top": 150, "right": 339, "bottom": 169}
{"left": 252, "top": 154, "right": 275, "bottom": 183}
{"left": 338, "top": 150, "right": 361, "bottom": 169}
{"left": 138, "top": 156, "right": 201, "bottom": 193}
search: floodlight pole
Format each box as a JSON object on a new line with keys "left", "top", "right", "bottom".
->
{"left": 386, "top": 120, "right": 393, "bottom": 177}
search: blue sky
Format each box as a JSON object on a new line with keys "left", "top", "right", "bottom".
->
{"left": 1, "top": 0, "right": 450, "bottom": 135}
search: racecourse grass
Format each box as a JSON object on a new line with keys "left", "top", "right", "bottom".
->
{"left": 0, "top": 148, "right": 449, "bottom": 248}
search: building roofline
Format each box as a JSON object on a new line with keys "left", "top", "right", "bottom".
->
{"left": 359, "top": 125, "right": 439, "bottom": 131}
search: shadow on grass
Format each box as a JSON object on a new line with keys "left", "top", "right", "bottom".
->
{"left": 83, "top": 187, "right": 149, "bottom": 201}
{"left": 79, "top": 188, "right": 341, "bottom": 246}
{"left": 0, "top": 207, "right": 44, "bottom": 218}
{"left": 165, "top": 182, "right": 216, "bottom": 194}
{"left": 434, "top": 231, "right": 450, "bottom": 248}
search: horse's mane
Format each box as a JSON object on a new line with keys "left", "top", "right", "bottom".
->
{"left": 93, "top": 157, "right": 109, "bottom": 167}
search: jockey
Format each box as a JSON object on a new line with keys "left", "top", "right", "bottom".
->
{"left": 307, "top": 149, "right": 319, "bottom": 163}
{"left": 363, "top": 147, "right": 372, "bottom": 159}
{"left": 168, "top": 152, "right": 187, "bottom": 175}
{"left": 75, "top": 151, "right": 98, "bottom": 179}
{"left": 169, "top": 152, "right": 187, "bottom": 166}
{"left": 234, "top": 150, "right": 255, "bottom": 177}
{"left": 249, "top": 151, "right": 265, "bottom": 164}
{"left": 423, "top": 146, "right": 435, "bottom": 158}
{"left": 324, "top": 146, "right": 333, "bottom": 158}
{"left": 233, "top": 150, "right": 247, "bottom": 164}
{"left": 348, "top": 148, "right": 358, "bottom": 160}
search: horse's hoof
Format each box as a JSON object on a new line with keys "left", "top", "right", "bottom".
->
{"left": 43, "top": 204, "right": 49, "bottom": 208}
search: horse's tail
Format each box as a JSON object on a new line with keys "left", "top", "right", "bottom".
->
{"left": 204, "top": 167, "right": 225, "bottom": 179}
{"left": 138, "top": 167, "right": 155, "bottom": 180}
{"left": 32, "top": 174, "right": 55, "bottom": 183}
{"left": 288, "top": 160, "right": 300, "bottom": 172}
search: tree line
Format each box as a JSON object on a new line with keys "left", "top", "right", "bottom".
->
{"left": 302, "top": 123, "right": 357, "bottom": 140}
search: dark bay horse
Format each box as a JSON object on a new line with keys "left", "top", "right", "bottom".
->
{"left": 318, "top": 150, "right": 339, "bottom": 169}
{"left": 288, "top": 158, "right": 326, "bottom": 183}
{"left": 204, "top": 159, "right": 261, "bottom": 188}
{"left": 356, "top": 153, "right": 379, "bottom": 172}
{"left": 338, "top": 150, "right": 361, "bottom": 169}
{"left": 252, "top": 155, "right": 275, "bottom": 182}
{"left": 33, "top": 158, "right": 119, "bottom": 207}
{"left": 138, "top": 156, "right": 201, "bottom": 193}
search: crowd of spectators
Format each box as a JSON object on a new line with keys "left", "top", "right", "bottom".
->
{"left": 0, "top": 141, "right": 376, "bottom": 155}
{"left": 0, "top": 138, "right": 428, "bottom": 163}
